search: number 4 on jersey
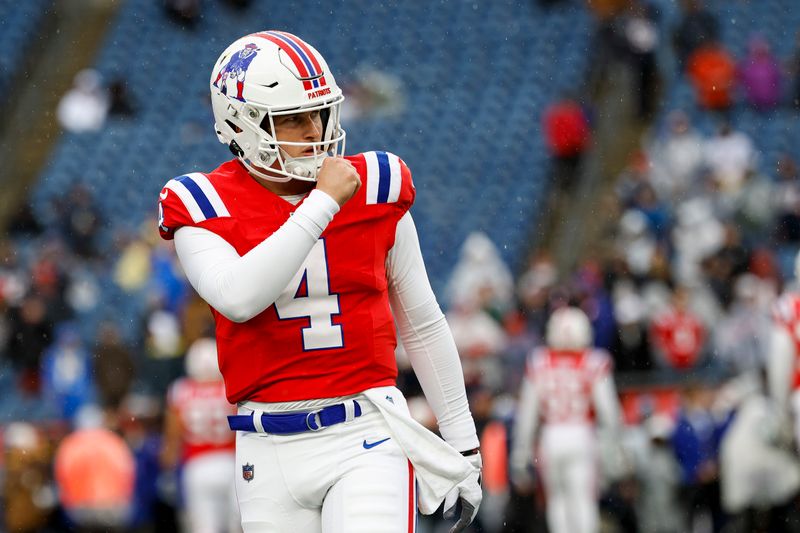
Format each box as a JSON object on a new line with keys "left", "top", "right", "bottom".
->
{"left": 275, "top": 239, "right": 343, "bottom": 350}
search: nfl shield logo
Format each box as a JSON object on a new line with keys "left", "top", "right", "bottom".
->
{"left": 242, "top": 463, "right": 254, "bottom": 482}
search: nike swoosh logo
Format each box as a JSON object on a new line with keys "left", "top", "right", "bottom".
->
{"left": 363, "top": 437, "right": 391, "bottom": 449}
{"left": 160, "top": 190, "right": 169, "bottom": 200}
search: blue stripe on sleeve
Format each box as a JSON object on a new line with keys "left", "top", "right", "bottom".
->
{"left": 376, "top": 151, "right": 391, "bottom": 204}
{"left": 176, "top": 175, "right": 218, "bottom": 220}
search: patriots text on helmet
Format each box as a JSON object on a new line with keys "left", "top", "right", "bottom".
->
{"left": 307, "top": 87, "right": 332, "bottom": 99}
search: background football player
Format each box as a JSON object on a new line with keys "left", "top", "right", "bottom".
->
{"left": 157, "top": 31, "right": 482, "bottom": 533}
{"left": 768, "top": 250, "right": 800, "bottom": 450}
{"left": 510, "top": 306, "right": 623, "bottom": 533}
{"left": 160, "top": 337, "right": 241, "bottom": 533}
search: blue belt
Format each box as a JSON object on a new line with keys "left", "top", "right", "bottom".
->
{"left": 228, "top": 400, "right": 362, "bottom": 434}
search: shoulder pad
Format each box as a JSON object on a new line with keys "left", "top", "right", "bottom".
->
{"left": 358, "top": 151, "right": 415, "bottom": 207}
{"left": 158, "top": 172, "right": 231, "bottom": 239}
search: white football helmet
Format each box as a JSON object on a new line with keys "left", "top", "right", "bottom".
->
{"left": 210, "top": 31, "right": 346, "bottom": 182}
{"left": 185, "top": 337, "right": 223, "bottom": 382}
{"left": 545, "top": 306, "right": 593, "bottom": 351}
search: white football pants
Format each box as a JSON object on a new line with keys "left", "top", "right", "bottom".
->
{"left": 183, "top": 450, "right": 242, "bottom": 533}
{"left": 791, "top": 389, "right": 800, "bottom": 449}
{"left": 234, "top": 400, "right": 417, "bottom": 533}
{"left": 538, "top": 424, "right": 598, "bottom": 533}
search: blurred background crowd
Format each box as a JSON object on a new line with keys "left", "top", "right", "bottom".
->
{"left": 2, "top": 0, "right": 800, "bottom": 532}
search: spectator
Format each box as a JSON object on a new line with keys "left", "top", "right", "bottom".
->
{"left": 446, "top": 301, "right": 507, "bottom": 390}
{"left": 6, "top": 202, "right": 43, "bottom": 238}
{"left": 221, "top": 0, "right": 252, "bottom": 8}
{"left": 119, "top": 393, "right": 179, "bottom": 532}
{"left": 647, "top": 110, "right": 705, "bottom": 203}
{"left": 702, "top": 223, "right": 750, "bottom": 308}
{"left": 671, "top": 196, "right": 725, "bottom": 286}
{"left": 93, "top": 322, "right": 135, "bottom": 412}
{"left": 635, "top": 415, "right": 684, "bottom": 533}
{"left": 445, "top": 231, "right": 515, "bottom": 318}
{"left": 704, "top": 122, "right": 756, "bottom": 196}
{"left": 734, "top": 168, "right": 775, "bottom": 241}
{"left": 712, "top": 274, "right": 773, "bottom": 374}
{"left": 6, "top": 293, "right": 54, "bottom": 394}
{"left": 650, "top": 286, "right": 706, "bottom": 370}
{"left": 107, "top": 78, "right": 136, "bottom": 117}
{"left": 615, "top": 150, "right": 652, "bottom": 210}
{"left": 163, "top": 0, "right": 200, "bottom": 28}
{"left": 142, "top": 296, "right": 185, "bottom": 395}
{"left": 738, "top": 36, "right": 783, "bottom": 111}
{"left": 56, "top": 69, "right": 109, "bottom": 133}
{"left": 54, "top": 425, "right": 136, "bottom": 531}
{"left": 586, "top": 0, "right": 627, "bottom": 21}
{"left": 673, "top": 0, "right": 719, "bottom": 67}
{"left": 788, "top": 30, "right": 800, "bottom": 108}
{"left": 2, "top": 423, "right": 57, "bottom": 532}
{"left": 621, "top": 1, "right": 660, "bottom": 118}
{"left": 113, "top": 225, "right": 155, "bottom": 293}
{"left": 671, "top": 382, "right": 730, "bottom": 532}
{"left": 542, "top": 96, "right": 592, "bottom": 190}
{"left": 632, "top": 181, "right": 671, "bottom": 242}
{"left": 772, "top": 155, "right": 800, "bottom": 270}
{"left": 687, "top": 43, "right": 736, "bottom": 110}
{"left": 611, "top": 277, "right": 654, "bottom": 371}
{"left": 57, "top": 184, "right": 103, "bottom": 260}
{"left": 40, "top": 323, "right": 97, "bottom": 422}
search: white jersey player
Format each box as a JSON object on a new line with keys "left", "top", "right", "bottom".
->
{"left": 510, "top": 307, "right": 623, "bottom": 533}
{"left": 161, "top": 338, "right": 242, "bottom": 533}
{"left": 768, "top": 251, "right": 800, "bottom": 448}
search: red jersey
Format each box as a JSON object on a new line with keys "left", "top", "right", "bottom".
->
{"left": 525, "top": 347, "right": 612, "bottom": 425}
{"left": 158, "top": 153, "right": 414, "bottom": 403}
{"left": 650, "top": 308, "right": 705, "bottom": 369}
{"left": 167, "top": 378, "right": 236, "bottom": 461}
{"left": 772, "top": 292, "right": 800, "bottom": 389}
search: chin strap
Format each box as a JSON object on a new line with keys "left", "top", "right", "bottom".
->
{"left": 239, "top": 153, "right": 321, "bottom": 183}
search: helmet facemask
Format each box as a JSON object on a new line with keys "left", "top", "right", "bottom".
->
{"left": 249, "top": 97, "right": 346, "bottom": 183}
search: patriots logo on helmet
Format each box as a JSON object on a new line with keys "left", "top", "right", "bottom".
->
{"left": 242, "top": 462, "right": 255, "bottom": 482}
{"left": 213, "top": 43, "right": 261, "bottom": 102}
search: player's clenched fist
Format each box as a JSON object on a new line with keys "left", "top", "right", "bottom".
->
{"left": 316, "top": 156, "right": 361, "bottom": 207}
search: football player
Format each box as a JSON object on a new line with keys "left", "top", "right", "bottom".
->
{"left": 161, "top": 338, "right": 241, "bottom": 533}
{"left": 157, "top": 31, "right": 481, "bottom": 533}
{"left": 509, "top": 306, "right": 623, "bottom": 533}
{"left": 768, "top": 251, "right": 800, "bottom": 449}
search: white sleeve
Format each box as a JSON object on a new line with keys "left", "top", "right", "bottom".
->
{"left": 768, "top": 325, "right": 795, "bottom": 411}
{"left": 173, "top": 189, "right": 339, "bottom": 323}
{"left": 592, "top": 373, "right": 623, "bottom": 433}
{"left": 509, "top": 374, "right": 539, "bottom": 471}
{"left": 387, "top": 212, "right": 480, "bottom": 452}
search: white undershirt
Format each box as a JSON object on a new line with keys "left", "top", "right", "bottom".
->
{"left": 173, "top": 189, "right": 479, "bottom": 451}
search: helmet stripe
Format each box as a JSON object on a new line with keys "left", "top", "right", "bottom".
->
{"left": 273, "top": 31, "right": 327, "bottom": 88}
{"left": 255, "top": 32, "right": 312, "bottom": 90}
{"left": 260, "top": 31, "right": 320, "bottom": 89}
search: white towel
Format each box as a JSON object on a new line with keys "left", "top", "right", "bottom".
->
{"left": 364, "top": 386, "right": 475, "bottom": 514}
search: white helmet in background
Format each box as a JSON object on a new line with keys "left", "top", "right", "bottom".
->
{"left": 210, "top": 30, "right": 346, "bottom": 183}
{"left": 185, "top": 337, "right": 223, "bottom": 382}
{"left": 546, "top": 306, "right": 593, "bottom": 351}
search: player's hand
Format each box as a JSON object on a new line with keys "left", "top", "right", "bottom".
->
{"left": 443, "top": 451, "right": 482, "bottom": 533}
{"left": 315, "top": 156, "right": 360, "bottom": 207}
